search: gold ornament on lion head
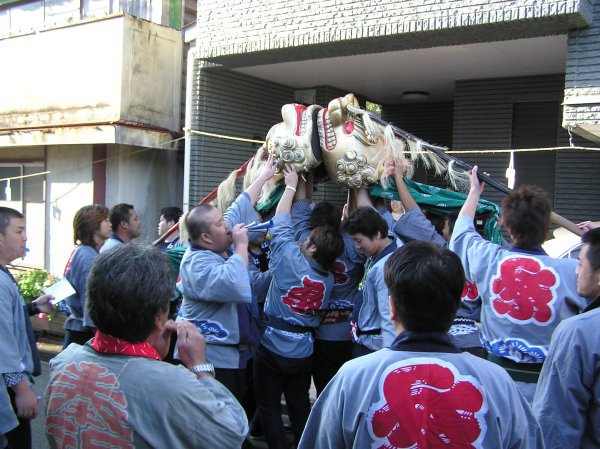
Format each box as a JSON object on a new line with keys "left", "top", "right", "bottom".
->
{"left": 266, "top": 103, "right": 323, "bottom": 176}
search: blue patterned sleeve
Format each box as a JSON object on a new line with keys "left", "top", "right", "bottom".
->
{"left": 3, "top": 372, "right": 25, "bottom": 388}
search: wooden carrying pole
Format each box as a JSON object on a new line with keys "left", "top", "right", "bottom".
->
{"left": 425, "top": 146, "right": 584, "bottom": 237}
{"left": 358, "top": 110, "right": 585, "bottom": 237}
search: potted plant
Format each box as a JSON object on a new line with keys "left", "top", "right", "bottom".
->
{"left": 15, "top": 269, "right": 63, "bottom": 333}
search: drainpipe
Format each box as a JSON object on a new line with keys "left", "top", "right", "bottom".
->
{"left": 182, "top": 43, "right": 196, "bottom": 213}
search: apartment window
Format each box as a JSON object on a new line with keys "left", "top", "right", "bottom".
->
{"left": 83, "top": 0, "right": 112, "bottom": 19}
{"left": 0, "top": 163, "right": 46, "bottom": 267}
{"left": 1, "top": 0, "right": 180, "bottom": 35}
{"left": 45, "top": 0, "right": 81, "bottom": 25}
{"left": 0, "top": 163, "right": 45, "bottom": 207}
{"left": 0, "top": 166, "right": 23, "bottom": 203}
{"left": 1, "top": 0, "right": 44, "bottom": 34}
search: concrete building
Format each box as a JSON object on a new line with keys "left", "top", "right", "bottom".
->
{"left": 0, "top": 0, "right": 196, "bottom": 273}
{"left": 3, "top": 0, "right": 600, "bottom": 274}
{"left": 188, "top": 0, "right": 600, "bottom": 221}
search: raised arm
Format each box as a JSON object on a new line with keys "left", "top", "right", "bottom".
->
{"left": 305, "top": 171, "right": 314, "bottom": 202}
{"left": 356, "top": 187, "right": 373, "bottom": 208}
{"left": 230, "top": 223, "right": 249, "bottom": 267}
{"left": 276, "top": 164, "right": 299, "bottom": 216}
{"left": 295, "top": 171, "right": 308, "bottom": 201}
{"left": 459, "top": 166, "right": 485, "bottom": 219}
{"left": 293, "top": 170, "right": 314, "bottom": 203}
{"left": 245, "top": 154, "right": 277, "bottom": 206}
{"left": 393, "top": 159, "right": 418, "bottom": 211}
{"left": 175, "top": 321, "right": 213, "bottom": 377}
{"left": 344, "top": 189, "right": 358, "bottom": 217}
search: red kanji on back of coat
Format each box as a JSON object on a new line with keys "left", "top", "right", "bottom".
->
{"left": 282, "top": 276, "right": 326, "bottom": 315}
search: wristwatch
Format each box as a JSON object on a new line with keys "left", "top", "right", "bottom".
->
{"left": 28, "top": 301, "right": 40, "bottom": 316}
{"left": 190, "top": 363, "right": 215, "bottom": 377}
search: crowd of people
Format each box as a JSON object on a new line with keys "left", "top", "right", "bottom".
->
{"left": 1, "top": 157, "right": 599, "bottom": 449}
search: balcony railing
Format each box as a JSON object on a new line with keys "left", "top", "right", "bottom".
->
{"left": 0, "top": 0, "right": 181, "bottom": 37}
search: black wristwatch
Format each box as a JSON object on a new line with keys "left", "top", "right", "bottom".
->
{"left": 27, "top": 301, "right": 40, "bottom": 316}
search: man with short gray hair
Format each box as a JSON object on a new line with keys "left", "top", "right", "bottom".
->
{"left": 45, "top": 244, "right": 248, "bottom": 448}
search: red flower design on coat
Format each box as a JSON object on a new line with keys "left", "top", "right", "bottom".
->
{"left": 369, "top": 359, "right": 486, "bottom": 449}
{"left": 462, "top": 279, "right": 479, "bottom": 301}
{"left": 282, "top": 276, "right": 326, "bottom": 315}
{"left": 46, "top": 361, "right": 134, "bottom": 449}
{"left": 331, "top": 260, "right": 349, "bottom": 286}
{"left": 490, "top": 256, "right": 558, "bottom": 324}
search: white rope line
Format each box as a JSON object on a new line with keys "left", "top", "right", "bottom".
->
{"left": 187, "top": 128, "right": 600, "bottom": 154}
{"left": 2, "top": 127, "right": 598, "bottom": 183}
{"left": 0, "top": 135, "right": 186, "bottom": 183}
{"left": 186, "top": 128, "right": 266, "bottom": 144}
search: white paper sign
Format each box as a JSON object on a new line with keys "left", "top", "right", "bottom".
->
{"left": 44, "top": 278, "right": 76, "bottom": 305}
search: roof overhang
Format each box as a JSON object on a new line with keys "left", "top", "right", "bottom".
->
{"left": 200, "top": 3, "right": 591, "bottom": 67}
{"left": 234, "top": 35, "right": 569, "bottom": 104}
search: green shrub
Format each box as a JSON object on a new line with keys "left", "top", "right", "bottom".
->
{"left": 16, "top": 269, "right": 57, "bottom": 303}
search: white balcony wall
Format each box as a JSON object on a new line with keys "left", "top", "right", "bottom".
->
{"left": 0, "top": 14, "right": 182, "bottom": 141}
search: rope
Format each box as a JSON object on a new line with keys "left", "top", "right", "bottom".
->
{"left": 445, "top": 146, "right": 600, "bottom": 154}
{"left": 0, "top": 171, "right": 51, "bottom": 183}
{"left": 185, "top": 128, "right": 266, "bottom": 145}
{"left": 0, "top": 135, "right": 186, "bottom": 183}
{"left": 185, "top": 128, "right": 600, "bottom": 154}
{"left": 3, "top": 125, "right": 599, "bottom": 184}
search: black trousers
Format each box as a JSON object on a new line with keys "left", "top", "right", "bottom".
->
{"left": 352, "top": 342, "right": 375, "bottom": 358}
{"left": 6, "top": 387, "right": 31, "bottom": 449}
{"left": 215, "top": 366, "right": 257, "bottom": 449}
{"left": 253, "top": 345, "right": 312, "bottom": 449}
{"left": 215, "top": 367, "right": 249, "bottom": 403}
{"left": 62, "top": 328, "right": 94, "bottom": 349}
{"left": 312, "top": 339, "right": 353, "bottom": 396}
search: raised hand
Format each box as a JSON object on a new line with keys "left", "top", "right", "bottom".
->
{"left": 152, "top": 319, "right": 177, "bottom": 360}
{"left": 230, "top": 223, "right": 249, "bottom": 248}
{"left": 176, "top": 321, "right": 208, "bottom": 368}
{"left": 259, "top": 154, "right": 277, "bottom": 182}
{"left": 470, "top": 166, "right": 485, "bottom": 195}
{"left": 578, "top": 221, "right": 598, "bottom": 232}
{"left": 282, "top": 163, "right": 299, "bottom": 189}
